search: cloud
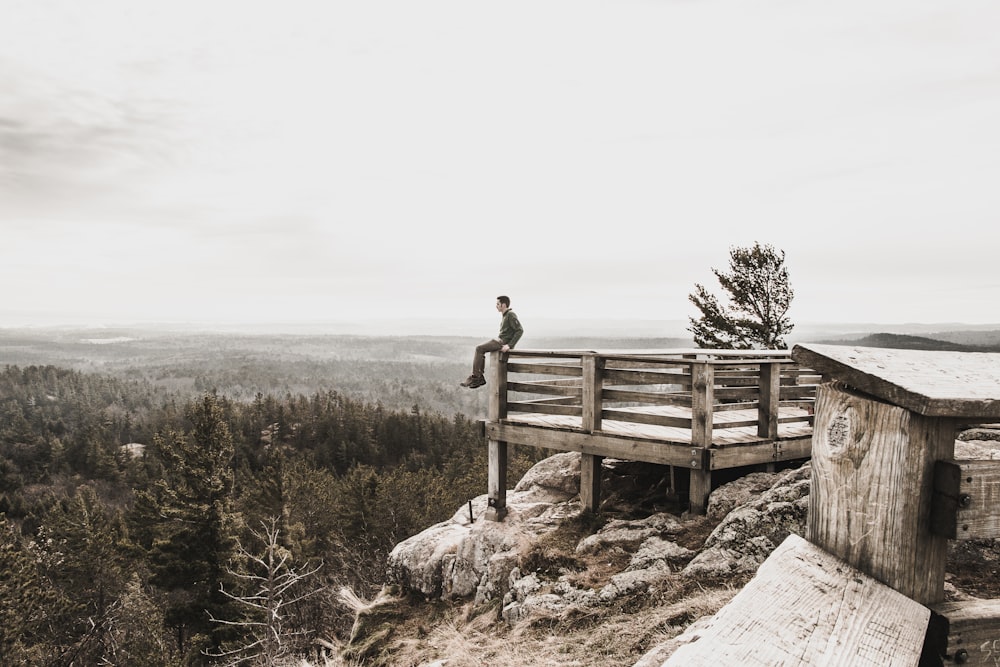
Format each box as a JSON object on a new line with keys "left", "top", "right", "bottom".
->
{"left": 0, "top": 0, "right": 998, "bottom": 327}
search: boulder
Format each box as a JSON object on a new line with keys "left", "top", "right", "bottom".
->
{"left": 682, "top": 463, "right": 811, "bottom": 578}
{"left": 387, "top": 452, "right": 583, "bottom": 602}
{"left": 706, "top": 472, "right": 780, "bottom": 521}
{"left": 576, "top": 513, "right": 683, "bottom": 555}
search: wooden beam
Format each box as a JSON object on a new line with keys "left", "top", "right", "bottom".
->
{"left": 602, "top": 367, "right": 692, "bottom": 387}
{"left": 581, "top": 354, "right": 604, "bottom": 433}
{"left": 691, "top": 362, "right": 714, "bottom": 448}
{"left": 506, "top": 361, "right": 581, "bottom": 376}
{"left": 688, "top": 467, "right": 711, "bottom": 515}
{"left": 599, "top": 408, "right": 693, "bottom": 429}
{"left": 792, "top": 344, "right": 1000, "bottom": 419}
{"left": 931, "top": 459, "right": 1000, "bottom": 540}
{"left": 580, "top": 453, "right": 603, "bottom": 513}
{"left": 488, "top": 351, "right": 507, "bottom": 422}
{"left": 601, "top": 388, "right": 692, "bottom": 406}
{"left": 485, "top": 421, "right": 703, "bottom": 468}
{"left": 930, "top": 599, "right": 1000, "bottom": 665}
{"left": 758, "top": 361, "right": 780, "bottom": 439}
{"left": 485, "top": 438, "right": 507, "bottom": 522}
{"left": 707, "top": 436, "right": 811, "bottom": 469}
{"left": 507, "top": 402, "right": 581, "bottom": 417}
{"left": 807, "top": 383, "right": 956, "bottom": 605}
{"left": 486, "top": 353, "right": 508, "bottom": 522}
{"left": 506, "top": 381, "right": 582, "bottom": 397}
{"left": 663, "top": 534, "right": 930, "bottom": 666}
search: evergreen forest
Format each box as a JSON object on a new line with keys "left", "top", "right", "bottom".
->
{"left": 0, "top": 359, "right": 544, "bottom": 665}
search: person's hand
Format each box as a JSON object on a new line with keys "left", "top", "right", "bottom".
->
{"left": 501, "top": 344, "right": 510, "bottom": 352}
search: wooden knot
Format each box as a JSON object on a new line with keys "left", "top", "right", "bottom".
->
{"left": 826, "top": 408, "right": 867, "bottom": 468}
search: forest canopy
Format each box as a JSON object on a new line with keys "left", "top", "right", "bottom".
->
{"left": 0, "top": 362, "right": 543, "bottom": 665}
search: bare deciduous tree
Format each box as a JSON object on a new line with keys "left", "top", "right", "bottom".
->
{"left": 204, "top": 518, "right": 324, "bottom": 666}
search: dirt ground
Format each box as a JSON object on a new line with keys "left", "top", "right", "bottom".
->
{"left": 946, "top": 538, "right": 1000, "bottom": 598}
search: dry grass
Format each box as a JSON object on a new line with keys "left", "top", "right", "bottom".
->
{"left": 314, "top": 504, "right": 742, "bottom": 666}
{"left": 336, "top": 575, "right": 741, "bottom": 667}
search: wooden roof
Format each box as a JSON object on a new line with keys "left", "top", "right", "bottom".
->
{"left": 791, "top": 343, "right": 1000, "bottom": 419}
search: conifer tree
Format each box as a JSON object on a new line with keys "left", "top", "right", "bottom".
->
{"left": 0, "top": 516, "right": 65, "bottom": 663}
{"left": 688, "top": 242, "right": 795, "bottom": 349}
{"left": 134, "top": 393, "right": 242, "bottom": 659}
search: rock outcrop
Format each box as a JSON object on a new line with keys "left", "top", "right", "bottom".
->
{"left": 360, "top": 428, "right": 1000, "bottom": 665}
{"left": 386, "top": 452, "right": 584, "bottom": 604}
{"left": 682, "top": 463, "right": 810, "bottom": 578}
{"left": 387, "top": 451, "right": 809, "bottom": 620}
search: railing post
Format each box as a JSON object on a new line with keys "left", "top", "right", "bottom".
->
{"left": 689, "top": 361, "right": 715, "bottom": 514}
{"left": 580, "top": 353, "right": 605, "bottom": 513}
{"left": 581, "top": 353, "right": 604, "bottom": 433}
{"left": 691, "top": 361, "right": 714, "bottom": 447}
{"left": 485, "top": 350, "right": 508, "bottom": 521}
{"left": 489, "top": 350, "right": 508, "bottom": 422}
{"left": 758, "top": 361, "right": 780, "bottom": 440}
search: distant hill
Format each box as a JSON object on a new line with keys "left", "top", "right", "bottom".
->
{"left": 815, "top": 332, "right": 1000, "bottom": 352}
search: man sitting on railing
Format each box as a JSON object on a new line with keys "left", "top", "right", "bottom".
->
{"left": 461, "top": 295, "right": 524, "bottom": 389}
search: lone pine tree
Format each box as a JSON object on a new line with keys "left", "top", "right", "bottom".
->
{"left": 688, "top": 242, "right": 794, "bottom": 350}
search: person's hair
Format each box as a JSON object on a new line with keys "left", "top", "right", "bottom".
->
{"left": 497, "top": 295, "right": 510, "bottom": 307}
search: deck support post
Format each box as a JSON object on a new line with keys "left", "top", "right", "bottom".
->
{"left": 580, "top": 453, "right": 603, "bottom": 513}
{"left": 580, "top": 354, "right": 605, "bottom": 514}
{"left": 486, "top": 438, "right": 508, "bottom": 521}
{"left": 688, "top": 362, "right": 715, "bottom": 514}
{"left": 485, "top": 351, "right": 509, "bottom": 521}
{"left": 688, "top": 466, "right": 712, "bottom": 515}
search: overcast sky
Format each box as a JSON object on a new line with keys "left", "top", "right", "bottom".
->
{"left": 1, "top": 0, "right": 998, "bottom": 334}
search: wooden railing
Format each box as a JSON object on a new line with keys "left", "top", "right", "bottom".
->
{"left": 494, "top": 349, "right": 818, "bottom": 443}
{"left": 483, "top": 349, "right": 818, "bottom": 517}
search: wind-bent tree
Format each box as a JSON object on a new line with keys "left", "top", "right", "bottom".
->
{"left": 688, "top": 242, "right": 794, "bottom": 349}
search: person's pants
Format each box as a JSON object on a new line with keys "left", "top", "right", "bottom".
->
{"left": 472, "top": 339, "right": 503, "bottom": 378}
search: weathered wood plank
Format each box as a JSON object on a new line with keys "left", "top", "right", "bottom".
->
{"left": 600, "top": 408, "right": 693, "bottom": 429}
{"left": 506, "top": 361, "right": 582, "bottom": 376}
{"left": 506, "top": 402, "right": 581, "bottom": 417}
{"left": 930, "top": 599, "right": 1000, "bottom": 664}
{"left": 663, "top": 534, "right": 930, "bottom": 666}
{"left": 792, "top": 344, "right": 1000, "bottom": 419}
{"left": 602, "top": 367, "right": 692, "bottom": 386}
{"left": 507, "top": 381, "right": 582, "bottom": 397}
{"left": 514, "top": 396, "right": 580, "bottom": 406}
{"left": 780, "top": 385, "right": 819, "bottom": 400}
{"left": 707, "top": 436, "right": 812, "bottom": 468}
{"left": 486, "top": 438, "right": 507, "bottom": 521}
{"left": 601, "top": 388, "right": 692, "bottom": 406}
{"left": 688, "top": 467, "right": 711, "bottom": 515}
{"left": 486, "top": 421, "right": 703, "bottom": 468}
{"left": 489, "top": 352, "right": 507, "bottom": 421}
{"left": 931, "top": 459, "right": 1000, "bottom": 540}
{"left": 581, "top": 354, "right": 603, "bottom": 433}
{"left": 808, "top": 383, "right": 956, "bottom": 604}
{"left": 580, "top": 453, "right": 603, "bottom": 512}
{"left": 775, "top": 436, "right": 813, "bottom": 461}
{"left": 691, "top": 362, "right": 714, "bottom": 448}
{"left": 759, "top": 361, "right": 780, "bottom": 439}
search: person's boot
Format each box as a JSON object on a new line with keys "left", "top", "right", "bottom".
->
{"left": 461, "top": 374, "right": 486, "bottom": 388}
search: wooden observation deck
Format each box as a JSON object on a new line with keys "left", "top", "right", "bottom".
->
{"left": 482, "top": 348, "right": 819, "bottom": 519}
